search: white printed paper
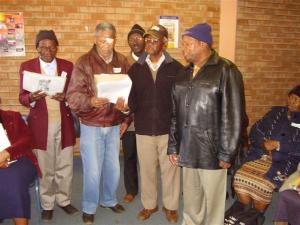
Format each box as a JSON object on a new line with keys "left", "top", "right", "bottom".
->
{"left": 0, "top": 124, "right": 11, "bottom": 151}
{"left": 23, "top": 70, "right": 67, "bottom": 96}
{"left": 291, "top": 122, "right": 300, "bottom": 129}
{"left": 94, "top": 74, "right": 132, "bottom": 104}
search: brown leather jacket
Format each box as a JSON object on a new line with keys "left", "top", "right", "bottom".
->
{"left": 66, "top": 45, "right": 131, "bottom": 127}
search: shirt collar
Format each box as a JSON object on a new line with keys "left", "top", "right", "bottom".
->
{"left": 145, "top": 53, "right": 165, "bottom": 71}
{"left": 39, "top": 58, "right": 57, "bottom": 75}
{"left": 131, "top": 52, "right": 139, "bottom": 61}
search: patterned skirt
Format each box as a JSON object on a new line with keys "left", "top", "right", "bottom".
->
{"left": 233, "top": 156, "right": 275, "bottom": 204}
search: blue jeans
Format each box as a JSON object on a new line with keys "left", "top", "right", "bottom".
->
{"left": 80, "top": 124, "right": 120, "bottom": 214}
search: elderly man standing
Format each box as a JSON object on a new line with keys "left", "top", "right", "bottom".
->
{"left": 66, "top": 22, "right": 130, "bottom": 225}
{"left": 167, "top": 23, "right": 245, "bottom": 225}
{"left": 19, "top": 30, "right": 78, "bottom": 222}
{"left": 122, "top": 24, "right": 145, "bottom": 203}
{"left": 128, "top": 24, "right": 183, "bottom": 223}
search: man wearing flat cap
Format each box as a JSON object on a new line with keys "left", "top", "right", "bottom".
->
{"left": 122, "top": 24, "right": 146, "bottom": 204}
{"left": 167, "top": 23, "right": 245, "bottom": 225}
{"left": 19, "top": 30, "right": 78, "bottom": 222}
{"left": 128, "top": 24, "right": 183, "bottom": 223}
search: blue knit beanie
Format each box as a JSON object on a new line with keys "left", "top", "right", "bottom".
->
{"left": 182, "top": 23, "right": 212, "bottom": 46}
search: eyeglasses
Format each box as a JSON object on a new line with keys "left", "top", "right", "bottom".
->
{"left": 38, "top": 46, "right": 57, "bottom": 52}
{"left": 128, "top": 36, "right": 144, "bottom": 44}
{"left": 145, "top": 38, "right": 160, "bottom": 45}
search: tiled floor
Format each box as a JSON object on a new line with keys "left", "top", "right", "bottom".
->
{"left": 2, "top": 156, "right": 276, "bottom": 225}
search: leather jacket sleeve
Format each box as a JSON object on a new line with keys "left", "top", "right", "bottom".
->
{"left": 218, "top": 64, "right": 245, "bottom": 163}
{"left": 167, "top": 84, "right": 179, "bottom": 155}
{"left": 66, "top": 59, "right": 94, "bottom": 114}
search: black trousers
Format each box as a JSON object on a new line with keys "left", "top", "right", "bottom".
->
{"left": 122, "top": 131, "right": 138, "bottom": 195}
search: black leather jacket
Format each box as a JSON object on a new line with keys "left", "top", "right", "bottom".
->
{"left": 167, "top": 50, "right": 245, "bottom": 169}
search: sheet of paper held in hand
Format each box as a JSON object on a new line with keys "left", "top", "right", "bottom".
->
{"left": 94, "top": 74, "right": 132, "bottom": 104}
{"left": 23, "top": 70, "right": 67, "bottom": 96}
{"left": 0, "top": 123, "right": 11, "bottom": 152}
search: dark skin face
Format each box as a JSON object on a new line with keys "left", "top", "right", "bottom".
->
{"left": 31, "top": 39, "right": 64, "bottom": 102}
{"left": 144, "top": 35, "right": 164, "bottom": 62}
{"left": 37, "top": 39, "right": 58, "bottom": 63}
{"left": 287, "top": 94, "right": 300, "bottom": 113}
{"left": 94, "top": 30, "right": 115, "bottom": 60}
{"left": 181, "top": 35, "right": 211, "bottom": 68}
{"left": 128, "top": 33, "right": 145, "bottom": 56}
{"left": 182, "top": 36, "right": 201, "bottom": 64}
{"left": 262, "top": 94, "right": 300, "bottom": 154}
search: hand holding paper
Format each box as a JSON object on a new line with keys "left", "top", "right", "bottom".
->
{"left": 94, "top": 74, "right": 132, "bottom": 104}
{"left": 51, "top": 92, "right": 65, "bottom": 102}
{"left": 29, "top": 90, "right": 47, "bottom": 102}
{"left": 114, "top": 97, "right": 129, "bottom": 112}
{"left": 90, "top": 96, "right": 109, "bottom": 108}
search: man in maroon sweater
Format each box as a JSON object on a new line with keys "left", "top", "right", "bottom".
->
{"left": 19, "top": 30, "right": 78, "bottom": 222}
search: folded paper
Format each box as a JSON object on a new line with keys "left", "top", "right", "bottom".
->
{"left": 0, "top": 124, "right": 10, "bottom": 151}
{"left": 94, "top": 74, "right": 132, "bottom": 104}
{"left": 23, "top": 70, "right": 67, "bottom": 96}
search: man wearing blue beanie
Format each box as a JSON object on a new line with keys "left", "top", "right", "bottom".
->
{"left": 167, "top": 23, "right": 246, "bottom": 225}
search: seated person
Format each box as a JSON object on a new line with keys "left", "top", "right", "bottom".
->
{"left": 0, "top": 97, "right": 40, "bottom": 225}
{"left": 273, "top": 163, "right": 300, "bottom": 225}
{"left": 233, "top": 85, "right": 300, "bottom": 213}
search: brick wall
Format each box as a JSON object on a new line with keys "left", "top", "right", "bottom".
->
{"left": 2, "top": 0, "right": 299, "bottom": 128}
{"left": 0, "top": 0, "right": 220, "bottom": 113}
{"left": 236, "top": 0, "right": 300, "bottom": 126}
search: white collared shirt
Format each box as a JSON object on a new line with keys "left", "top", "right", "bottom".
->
{"left": 145, "top": 54, "right": 165, "bottom": 71}
{"left": 132, "top": 52, "right": 139, "bottom": 62}
{"left": 39, "top": 58, "right": 57, "bottom": 76}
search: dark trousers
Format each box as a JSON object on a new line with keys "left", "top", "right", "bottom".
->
{"left": 122, "top": 131, "right": 138, "bottom": 195}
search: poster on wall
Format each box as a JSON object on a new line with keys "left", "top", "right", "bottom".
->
{"left": 159, "top": 16, "right": 179, "bottom": 48}
{"left": 0, "top": 12, "right": 25, "bottom": 57}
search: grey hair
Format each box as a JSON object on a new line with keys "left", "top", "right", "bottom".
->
{"left": 95, "top": 22, "right": 116, "bottom": 38}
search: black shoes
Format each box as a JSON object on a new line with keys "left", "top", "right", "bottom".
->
{"left": 42, "top": 204, "right": 78, "bottom": 222}
{"left": 59, "top": 204, "right": 79, "bottom": 215}
{"left": 41, "top": 210, "right": 53, "bottom": 222}
{"left": 82, "top": 212, "right": 94, "bottom": 225}
{"left": 100, "top": 203, "right": 125, "bottom": 213}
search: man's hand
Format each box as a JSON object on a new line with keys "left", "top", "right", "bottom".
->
{"left": 114, "top": 97, "right": 129, "bottom": 112}
{"left": 120, "top": 122, "right": 129, "bottom": 138}
{"left": 51, "top": 92, "right": 65, "bottom": 101}
{"left": 219, "top": 160, "right": 231, "bottom": 169}
{"left": 29, "top": 90, "right": 47, "bottom": 102}
{"left": 169, "top": 154, "right": 180, "bottom": 166}
{"left": 90, "top": 96, "right": 109, "bottom": 108}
